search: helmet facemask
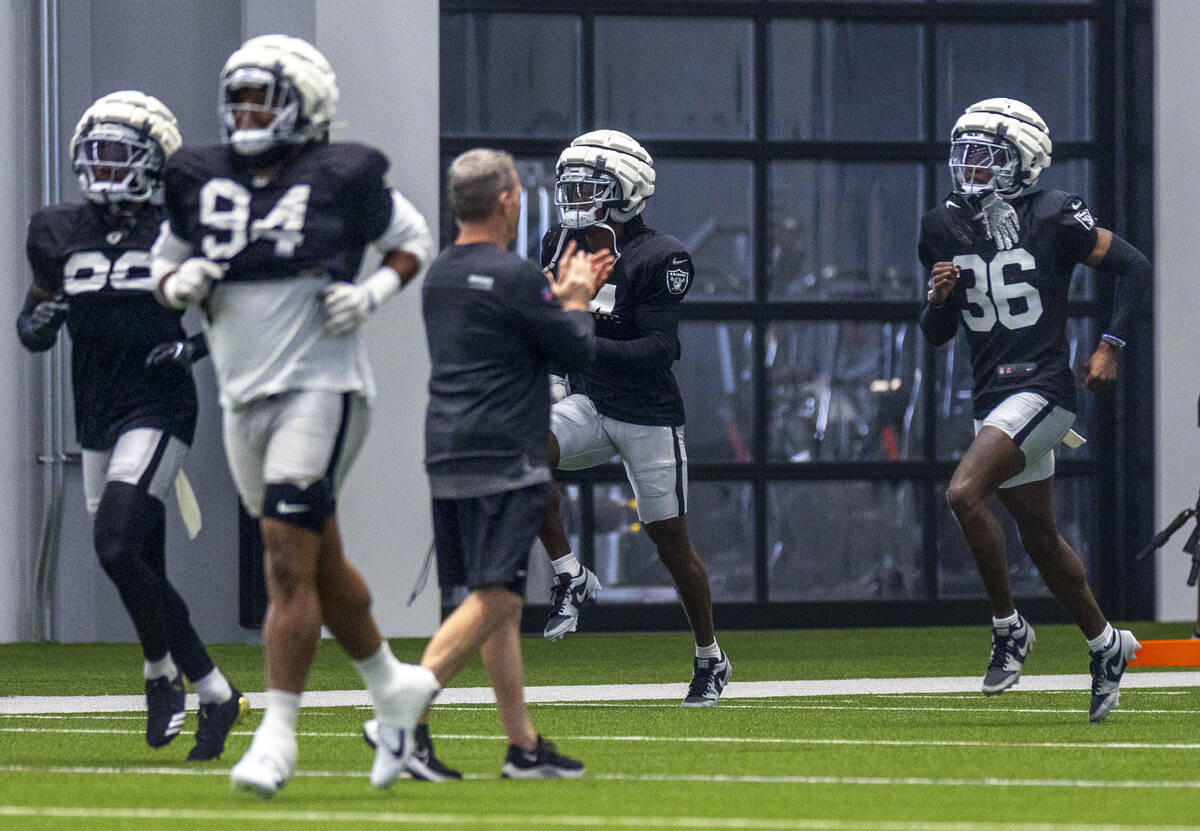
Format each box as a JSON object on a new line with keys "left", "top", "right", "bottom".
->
{"left": 221, "top": 67, "right": 303, "bottom": 157}
{"left": 950, "top": 132, "right": 1021, "bottom": 199}
{"left": 555, "top": 164, "right": 622, "bottom": 229}
{"left": 73, "top": 122, "right": 163, "bottom": 206}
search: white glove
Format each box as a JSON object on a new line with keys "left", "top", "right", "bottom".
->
{"left": 550, "top": 374, "right": 568, "bottom": 403}
{"left": 321, "top": 266, "right": 402, "bottom": 336}
{"left": 160, "top": 258, "right": 222, "bottom": 309}
{"left": 975, "top": 192, "right": 1021, "bottom": 250}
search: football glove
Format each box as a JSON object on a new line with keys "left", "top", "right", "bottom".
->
{"left": 160, "top": 257, "right": 222, "bottom": 309}
{"left": 16, "top": 298, "right": 69, "bottom": 351}
{"left": 321, "top": 266, "right": 402, "bottom": 337}
{"left": 975, "top": 192, "right": 1020, "bottom": 250}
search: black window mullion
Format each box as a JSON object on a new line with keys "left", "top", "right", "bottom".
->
{"left": 752, "top": 8, "right": 770, "bottom": 606}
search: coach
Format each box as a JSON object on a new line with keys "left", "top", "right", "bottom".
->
{"left": 414, "top": 148, "right": 613, "bottom": 777}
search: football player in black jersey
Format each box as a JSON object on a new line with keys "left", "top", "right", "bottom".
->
{"left": 16, "top": 91, "right": 247, "bottom": 760}
{"left": 151, "top": 36, "right": 438, "bottom": 797}
{"left": 537, "top": 130, "right": 730, "bottom": 706}
{"left": 919, "top": 98, "right": 1150, "bottom": 721}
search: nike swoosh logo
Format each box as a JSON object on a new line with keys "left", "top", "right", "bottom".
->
{"left": 1104, "top": 652, "right": 1124, "bottom": 680}
{"left": 946, "top": 200, "right": 960, "bottom": 210}
{"left": 671, "top": 257, "right": 688, "bottom": 265}
{"left": 276, "top": 502, "right": 308, "bottom": 514}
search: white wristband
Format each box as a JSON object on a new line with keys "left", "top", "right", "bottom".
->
{"left": 361, "top": 266, "right": 403, "bottom": 312}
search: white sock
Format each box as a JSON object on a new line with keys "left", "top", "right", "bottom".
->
{"left": 354, "top": 642, "right": 413, "bottom": 724}
{"left": 1087, "top": 622, "right": 1115, "bottom": 653}
{"left": 550, "top": 553, "right": 582, "bottom": 577}
{"left": 259, "top": 689, "right": 301, "bottom": 739}
{"left": 992, "top": 611, "right": 1020, "bottom": 629}
{"left": 695, "top": 640, "right": 721, "bottom": 660}
{"left": 143, "top": 653, "right": 178, "bottom": 681}
{"left": 194, "top": 667, "right": 233, "bottom": 705}
{"left": 354, "top": 641, "right": 403, "bottom": 695}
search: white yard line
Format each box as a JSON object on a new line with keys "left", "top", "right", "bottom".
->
{"left": 4, "top": 727, "right": 1200, "bottom": 753}
{"left": 3, "top": 672, "right": 1199, "bottom": 714}
{"left": 2, "top": 766, "right": 1200, "bottom": 792}
{"left": 0, "top": 805, "right": 1197, "bottom": 831}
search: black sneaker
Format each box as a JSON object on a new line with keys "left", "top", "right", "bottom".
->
{"left": 363, "top": 720, "right": 462, "bottom": 782}
{"left": 682, "top": 651, "right": 731, "bottom": 707}
{"left": 187, "top": 688, "right": 250, "bottom": 761}
{"left": 982, "top": 616, "right": 1035, "bottom": 696}
{"left": 501, "top": 735, "right": 584, "bottom": 779}
{"left": 145, "top": 673, "right": 186, "bottom": 748}
{"left": 544, "top": 567, "right": 601, "bottom": 641}
{"left": 1088, "top": 629, "right": 1141, "bottom": 722}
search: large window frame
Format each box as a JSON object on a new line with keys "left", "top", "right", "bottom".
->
{"left": 440, "top": 0, "right": 1154, "bottom": 629}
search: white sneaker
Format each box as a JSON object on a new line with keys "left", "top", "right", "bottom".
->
{"left": 368, "top": 664, "right": 440, "bottom": 789}
{"left": 544, "top": 567, "right": 601, "bottom": 640}
{"left": 1088, "top": 629, "right": 1141, "bottom": 722}
{"left": 230, "top": 732, "right": 296, "bottom": 799}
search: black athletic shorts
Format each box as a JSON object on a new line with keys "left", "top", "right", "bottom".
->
{"left": 432, "top": 484, "right": 547, "bottom": 596}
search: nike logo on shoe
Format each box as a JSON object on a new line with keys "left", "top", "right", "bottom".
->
{"left": 671, "top": 256, "right": 688, "bottom": 265}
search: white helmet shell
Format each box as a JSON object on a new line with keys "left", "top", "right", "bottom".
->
{"left": 950, "top": 98, "right": 1052, "bottom": 197}
{"left": 220, "top": 34, "right": 338, "bottom": 156}
{"left": 555, "top": 129, "right": 655, "bottom": 225}
{"left": 70, "top": 90, "right": 181, "bottom": 204}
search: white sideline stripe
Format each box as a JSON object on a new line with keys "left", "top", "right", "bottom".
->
{"left": 0, "top": 806, "right": 1193, "bottom": 831}
{"left": 3, "top": 766, "right": 1200, "bottom": 793}
{"left": 3, "top": 672, "right": 1199, "bottom": 714}
{"left": 5, "top": 727, "right": 1200, "bottom": 753}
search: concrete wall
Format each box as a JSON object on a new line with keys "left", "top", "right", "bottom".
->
{"left": 0, "top": 1, "right": 43, "bottom": 642}
{"left": 1153, "top": 1, "right": 1200, "bottom": 623}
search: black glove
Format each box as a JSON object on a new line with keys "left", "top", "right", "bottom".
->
{"left": 144, "top": 339, "right": 199, "bottom": 381}
{"left": 16, "top": 296, "right": 68, "bottom": 351}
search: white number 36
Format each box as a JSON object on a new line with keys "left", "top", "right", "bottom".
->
{"left": 953, "top": 248, "right": 1043, "bottom": 332}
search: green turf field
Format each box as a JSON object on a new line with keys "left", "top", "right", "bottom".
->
{"left": 2, "top": 624, "right": 1199, "bottom": 830}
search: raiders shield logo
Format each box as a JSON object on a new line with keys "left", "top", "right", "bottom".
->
{"left": 666, "top": 267, "right": 690, "bottom": 295}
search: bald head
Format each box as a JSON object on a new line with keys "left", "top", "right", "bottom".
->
{"left": 447, "top": 149, "right": 519, "bottom": 223}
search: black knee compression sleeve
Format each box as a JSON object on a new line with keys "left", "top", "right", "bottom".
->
{"left": 262, "top": 479, "right": 335, "bottom": 534}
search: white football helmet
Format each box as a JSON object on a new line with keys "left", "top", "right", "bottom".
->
{"left": 554, "top": 130, "right": 655, "bottom": 228}
{"left": 949, "top": 98, "right": 1052, "bottom": 198}
{"left": 219, "top": 34, "right": 338, "bottom": 157}
{"left": 70, "top": 91, "right": 181, "bottom": 205}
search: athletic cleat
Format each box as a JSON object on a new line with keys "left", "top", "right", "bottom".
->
{"left": 188, "top": 689, "right": 250, "bottom": 761}
{"left": 501, "top": 735, "right": 584, "bottom": 779}
{"left": 982, "top": 616, "right": 1035, "bottom": 696}
{"left": 367, "top": 664, "right": 441, "bottom": 788}
{"left": 682, "top": 651, "right": 731, "bottom": 707}
{"left": 145, "top": 673, "right": 186, "bottom": 748}
{"left": 544, "top": 566, "right": 601, "bottom": 640}
{"left": 363, "top": 720, "right": 462, "bottom": 782}
{"left": 1088, "top": 629, "right": 1140, "bottom": 722}
{"left": 230, "top": 734, "right": 296, "bottom": 799}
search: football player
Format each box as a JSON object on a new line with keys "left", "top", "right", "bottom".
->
{"left": 16, "top": 91, "right": 247, "bottom": 760}
{"left": 151, "top": 35, "right": 438, "bottom": 796}
{"left": 537, "top": 130, "right": 731, "bottom": 706}
{"left": 919, "top": 98, "right": 1150, "bottom": 721}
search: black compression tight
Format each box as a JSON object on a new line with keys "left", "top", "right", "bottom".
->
{"left": 93, "top": 481, "right": 214, "bottom": 681}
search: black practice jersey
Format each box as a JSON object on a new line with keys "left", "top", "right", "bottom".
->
{"left": 163, "top": 142, "right": 393, "bottom": 282}
{"left": 918, "top": 189, "right": 1099, "bottom": 419}
{"left": 540, "top": 223, "right": 693, "bottom": 426}
{"left": 25, "top": 202, "right": 197, "bottom": 449}
{"left": 422, "top": 242, "right": 595, "bottom": 483}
